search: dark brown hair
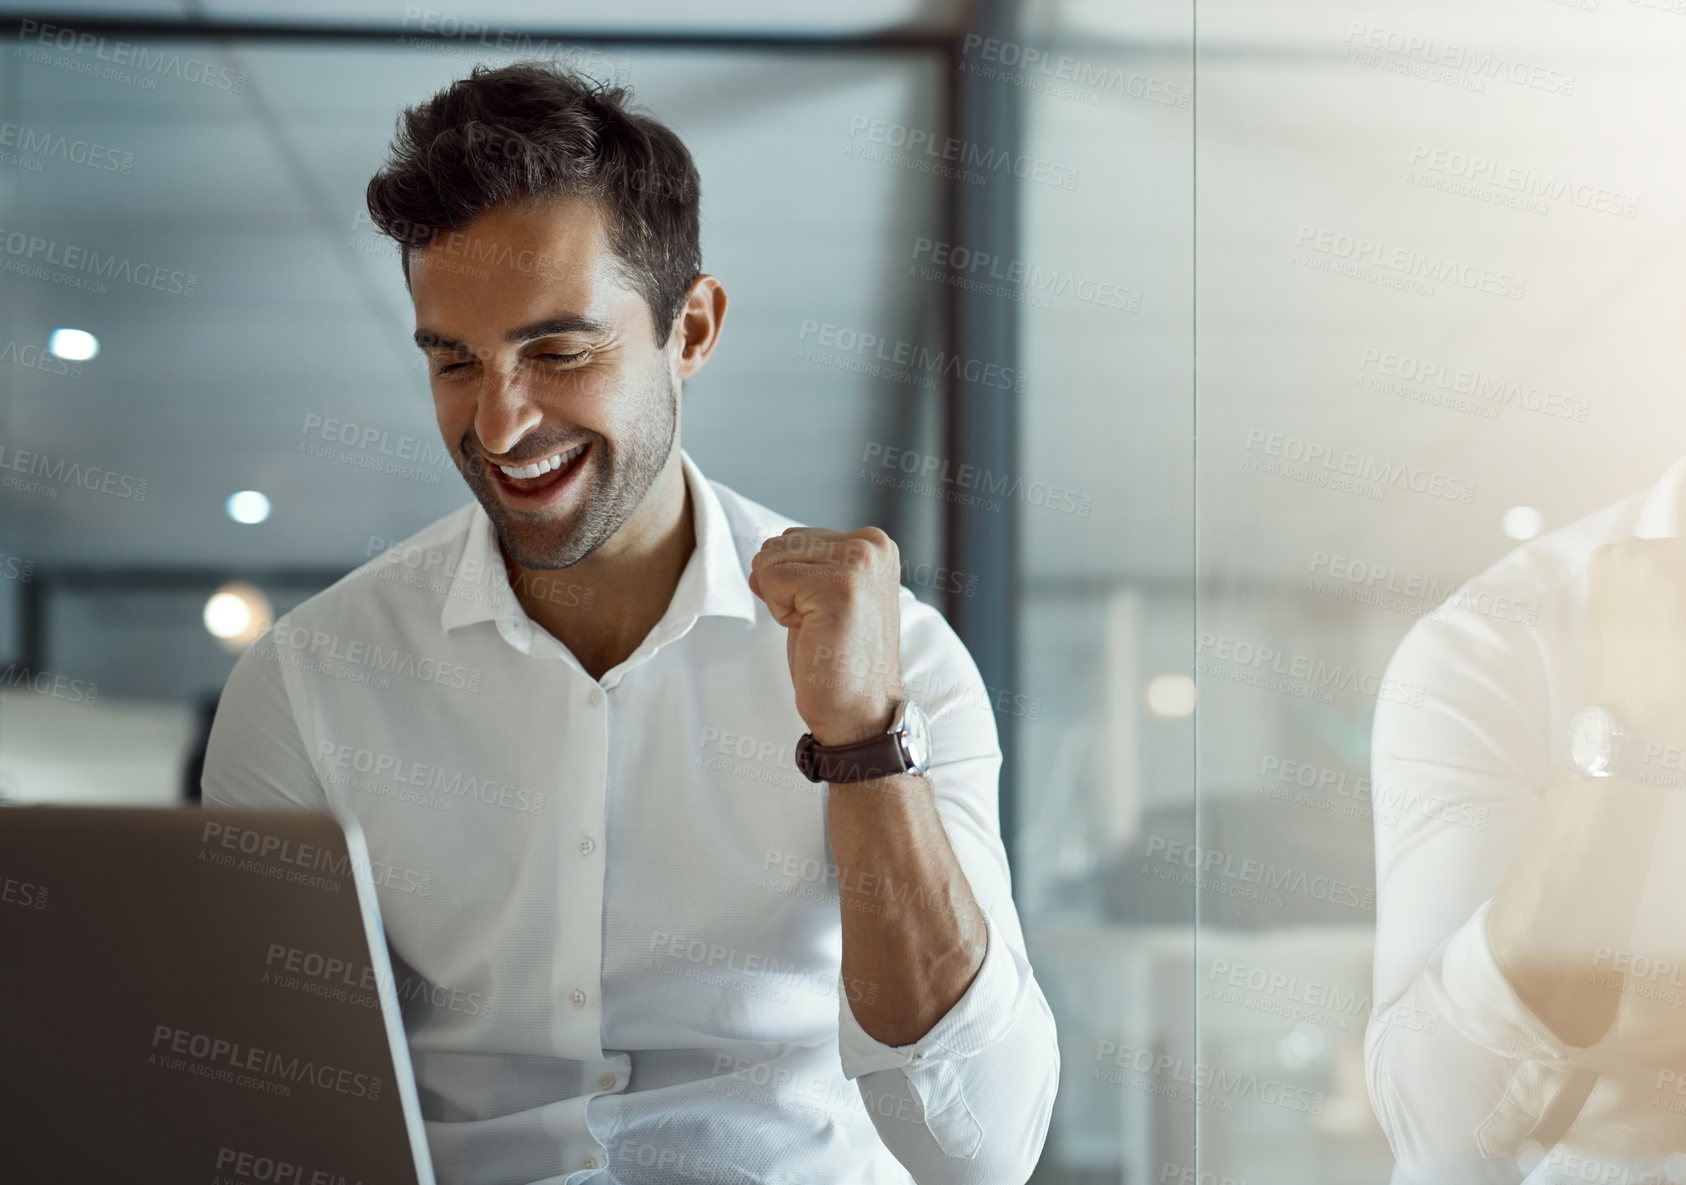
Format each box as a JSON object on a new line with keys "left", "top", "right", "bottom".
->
{"left": 365, "top": 60, "right": 701, "bottom": 343}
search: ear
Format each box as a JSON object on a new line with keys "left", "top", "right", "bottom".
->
{"left": 672, "top": 274, "right": 727, "bottom": 382}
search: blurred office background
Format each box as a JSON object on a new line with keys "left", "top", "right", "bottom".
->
{"left": 3, "top": 0, "right": 1683, "bottom": 1180}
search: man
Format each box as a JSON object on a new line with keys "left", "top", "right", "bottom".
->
{"left": 1367, "top": 454, "right": 1686, "bottom": 1182}
{"left": 201, "top": 61, "right": 1058, "bottom": 1185}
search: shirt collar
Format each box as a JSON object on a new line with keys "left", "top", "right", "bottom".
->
{"left": 1634, "top": 453, "right": 1686, "bottom": 539}
{"left": 440, "top": 447, "right": 759, "bottom": 636}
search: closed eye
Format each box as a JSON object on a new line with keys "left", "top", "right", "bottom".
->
{"left": 427, "top": 350, "right": 589, "bottom": 377}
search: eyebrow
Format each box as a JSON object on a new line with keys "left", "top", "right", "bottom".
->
{"left": 413, "top": 314, "right": 611, "bottom": 353}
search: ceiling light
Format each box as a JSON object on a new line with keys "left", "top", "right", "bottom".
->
{"left": 47, "top": 328, "right": 98, "bottom": 361}
{"left": 226, "top": 490, "right": 271, "bottom": 525}
{"left": 204, "top": 582, "right": 272, "bottom": 651}
{"left": 1144, "top": 674, "right": 1197, "bottom": 718}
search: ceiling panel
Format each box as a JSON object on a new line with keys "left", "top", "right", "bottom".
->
{"left": 0, "top": 0, "right": 966, "bottom": 36}
{"left": 0, "top": 38, "right": 947, "bottom": 565}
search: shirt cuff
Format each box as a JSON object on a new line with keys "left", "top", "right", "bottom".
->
{"left": 836, "top": 910, "right": 1030, "bottom": 1157}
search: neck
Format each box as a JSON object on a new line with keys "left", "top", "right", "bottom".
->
{"left": 503, "top": 450, "right": 695, "bottom": 681}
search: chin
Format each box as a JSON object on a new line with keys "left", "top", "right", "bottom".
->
{"left": 491, "top": 516, "right": 591, "bottom": 571}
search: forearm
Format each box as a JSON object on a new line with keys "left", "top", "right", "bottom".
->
{"left": 1486, "top": 771, "right": 1667, "bottom": 1046}
{"left": 826, "top": 773, "right": 989, "bottom": 1047}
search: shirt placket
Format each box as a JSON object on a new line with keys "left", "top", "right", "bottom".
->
{"left": 497, "top": 612, "right": 622, "bottom": 1177}
{"left": 558, "top": 669, "right": 612, "bottom": 1176}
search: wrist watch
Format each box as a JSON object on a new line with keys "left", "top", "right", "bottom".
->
{"left": 1567, "top": 705, "right": 1673, "bottom": 785}
{"left": 795, "top": 699, "right": 932, "bottom": 784}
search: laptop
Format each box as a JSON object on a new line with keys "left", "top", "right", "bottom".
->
{"left": 0, "top": 805, "right": 436, "bottom": 1184}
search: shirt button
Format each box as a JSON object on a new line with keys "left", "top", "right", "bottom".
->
{"left": 587, "top": 688, "right": 603, "bottom": 706}
{"left": 580, "top": 1154, "right": 600, "bottom": 1170}
{"left": 579, "top": 836, "right": 596, "bottom": 856}
{"left": 597, "top": 1072, "right": 617, "bottom": 1090}
{"left": 570, "top": 988, "right": 587, "bottom": 1008}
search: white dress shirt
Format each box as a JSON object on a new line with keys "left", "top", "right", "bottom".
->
{"left": 201, "top": 448, "right": 1059, "bottom": 1185}
{"left": 1367, "top": 454, "right": 1686, "bottom": 1183}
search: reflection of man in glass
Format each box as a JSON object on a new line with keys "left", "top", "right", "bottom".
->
{"left": 1368, "top": 456, "right": 1686, "bottom": 1182}
{"left": 202, "top": 62, "right": 1057, "bottom": 1184}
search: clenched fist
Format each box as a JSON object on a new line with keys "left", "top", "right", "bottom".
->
{"left": 747, "top": 526, "right": 904, "bottom": 747}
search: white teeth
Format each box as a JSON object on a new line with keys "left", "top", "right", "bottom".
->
{"left": 498, "top": 443, "right": 584, "bottom": 481}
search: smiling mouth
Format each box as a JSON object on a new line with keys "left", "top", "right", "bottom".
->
{"left": 495, "top": 441, "right": 587, "bottom": 479}
{"left": 485, "top": 441, "right": 589, "bottom": 497}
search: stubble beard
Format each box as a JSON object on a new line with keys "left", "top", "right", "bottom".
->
{"left": 465, "top": 368, "right": 678, "bottom": 571}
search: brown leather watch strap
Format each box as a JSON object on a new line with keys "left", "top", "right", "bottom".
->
{"left": 794, "top": 729, "right": 906, "bottom": 784}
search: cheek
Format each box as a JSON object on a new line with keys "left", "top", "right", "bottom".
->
{"left": 545, "top": 366, "right": 627, "bottom": 436}
{"left": 567, "top": 363, "right": 621, "bottom": 410}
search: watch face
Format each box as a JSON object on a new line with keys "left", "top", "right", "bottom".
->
{"left": 900, "top": 701, "right": 932, "bottom": 773}
{"left": 1569, "top": 706, "right": 1616, "bottom": 776}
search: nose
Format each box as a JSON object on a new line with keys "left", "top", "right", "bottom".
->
{"left": 472, "top": 367, "right": 543, "bottom": 461}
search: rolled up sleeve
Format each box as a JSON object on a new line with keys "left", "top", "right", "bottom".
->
{"left": 1366, "top": 899, "right": 1593, "bottom": 1184}
{"left": 838, "top": 908, "right": 1059, "bottom": 1184}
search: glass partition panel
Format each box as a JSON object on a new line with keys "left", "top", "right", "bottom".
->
{"left": 1195, "top": 2, "right": 1686, "bottom": 1181}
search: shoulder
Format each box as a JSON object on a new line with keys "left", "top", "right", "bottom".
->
{"left": 1466, "top": 491, "right": 1641, "bottom": 607}
{"left": 271, "top": 503, "right": 481, "bottom": 630}
{"left": 1388, "top": 489, "right": 1640, "bottom": 676}
{"left": 224, "top": 505, "right": 479, "bottom": 709}
{"left": 1375, "top": 490, "right": 1644, "bottom": 776}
